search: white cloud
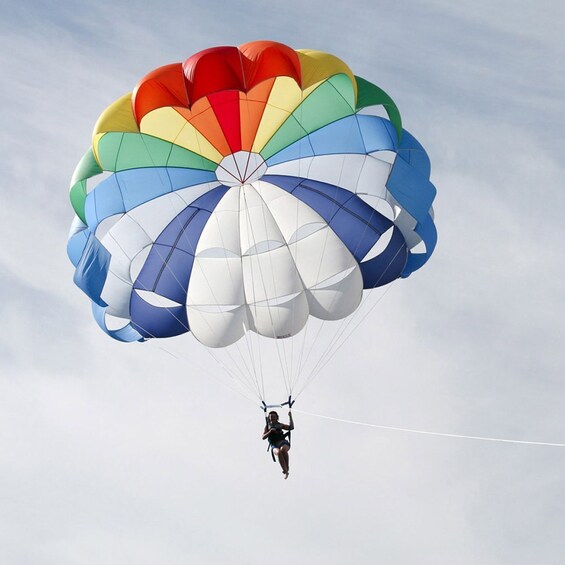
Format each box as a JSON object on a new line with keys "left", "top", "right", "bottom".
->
{"left": 1, "top": 1, "right": 564, "bottom": 563}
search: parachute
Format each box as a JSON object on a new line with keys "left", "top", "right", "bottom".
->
{"left": 67, "top": 41, "right": 437, "bottom": 406}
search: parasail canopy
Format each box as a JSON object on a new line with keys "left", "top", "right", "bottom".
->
{"left": 67, "top": 41, "right": 437, "bottom": 404}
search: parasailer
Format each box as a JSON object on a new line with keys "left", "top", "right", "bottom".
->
{"left": 67, "top": 41, "right": 438, "bottom": 472}
{"left": 262, "top": 410, "right": 295, "bottom": 479}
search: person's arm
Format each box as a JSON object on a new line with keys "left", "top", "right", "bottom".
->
{"left": 280, "top": 412, "right": 295, "bottom": 431}
{"left": 262, "top": 425, "right": 271, "bottom": 440}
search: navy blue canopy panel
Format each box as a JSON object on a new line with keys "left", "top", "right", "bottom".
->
{"left": 131, "top": 185, "right": 229, "bottom": 338}
{"left": 262, "top": 175, "right": 408, "bottom": 287}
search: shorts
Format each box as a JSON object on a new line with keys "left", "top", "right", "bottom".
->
{"left": 270, "top": 440, "right": 290, "bottom": 450}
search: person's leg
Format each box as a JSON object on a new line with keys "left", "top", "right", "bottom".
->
{"left": 279, "top": 444, "right": 290, "bottom": 477}
{"left": 273, "top": 447, "right": 285, "bottom": 473}
{"left": 273, "top": 445, "right": 289, "bottom": 476}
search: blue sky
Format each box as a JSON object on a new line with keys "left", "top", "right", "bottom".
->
{"left": 1, "top": 1, "right": 565, "bottom": 563}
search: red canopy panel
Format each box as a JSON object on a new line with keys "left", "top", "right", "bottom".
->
{"left": 132, "top": 63, "right": 189, "bottom": 124}
{"left": 132, "top": 41, "right": 302, "bottom": 125}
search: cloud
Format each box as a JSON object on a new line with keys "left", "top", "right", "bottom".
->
{"left": 1, "top": 1, "right": 564, "bottom": 564}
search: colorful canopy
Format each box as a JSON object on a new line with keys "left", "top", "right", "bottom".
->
{"left": 67, "top": 41, "right": 437, "bottom": 348}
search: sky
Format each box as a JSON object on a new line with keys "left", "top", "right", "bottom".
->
{"left": 1, "top": 0, "right": 564, "bottom": 563}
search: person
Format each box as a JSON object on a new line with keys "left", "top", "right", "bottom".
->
{"left": 262, "top": 410, "right": 294, "bottom": 479}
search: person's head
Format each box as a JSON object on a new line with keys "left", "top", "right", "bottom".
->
{"left": 268, "top": 411, "right": 279, "bottom": 424}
